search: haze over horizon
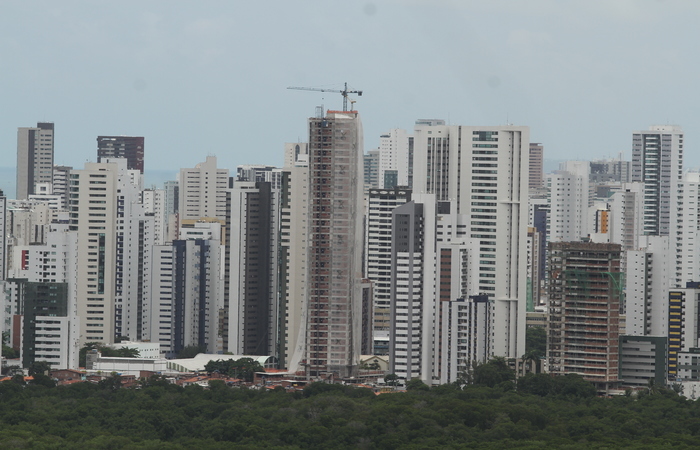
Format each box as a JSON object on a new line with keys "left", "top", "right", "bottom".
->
{"left": 3, "top": 1, "right": 700, "bottom": 173}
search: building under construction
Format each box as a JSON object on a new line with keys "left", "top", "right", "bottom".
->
{"left": 547, "top": 242, "right": 623, "bottom": 393}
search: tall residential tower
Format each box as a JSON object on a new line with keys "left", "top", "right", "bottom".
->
{"left": 412, "top": 123, "right": 530, "bottom": 359}
{"left": 17, "top": 122, "right": 54, "bottom": 199}
{"left": 289, "top": 110, "right": 364, "bottom": 378}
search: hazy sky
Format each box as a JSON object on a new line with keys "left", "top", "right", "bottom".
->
{"left": 2, "top": 0, "right": 700, "bottom": 176}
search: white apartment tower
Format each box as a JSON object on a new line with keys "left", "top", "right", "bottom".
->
{"left": 278, "top": 145, "right": 310, "bottom": 369}
{"left": 227, "top": 181, "right": 280, "bottom": 356}
{"left": 6, "top": 226, "right": 80, "bottom": 369}
{"left": 547, "top": 161, "right": 590, "bottom": 243}
{"left": 389, "top": 194, "right": 484, "bottom": 384}
{"left": 142, "top": 188, "right": 167, "bottom": 246}
{"left": 632, "top": 125, "right": 684, "bottom": 237}
{"left": 364, "top": 186, "right": 411, "bottom": 354}
{"left": 676, "top": 172, "right": 700, "bottom": 287}
{"left": 626, "top": 235, "right": 671, "bottom": 337}
{"left": 171, "top": 233, "right": 225, "bottom": 354}
{"left": 378, "top": 128, "right": 410, "bottom": 188}
{"left": 69, "top": 161, "right": 119, "bottom": 346}
{"left": 178, "top": 156, "right": 229, "bottom": 224}
{"left": 150, "top": 245, "right": 175, "bottom": 357}
{"left": 412, "top": 123, "right": 529, "bottom": 359}
{"left": 17, "top": 122, "right": 54, "bottom": 200}
{"left": 0, "top": 191, "right": 6, "bottom": 281}
{"left": 106, "top": 160, "right": 155, "bottom": 343}
{"left": 52, "top": 165, "right": 72, "bottom": 209}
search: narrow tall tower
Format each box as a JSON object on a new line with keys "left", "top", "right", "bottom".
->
{"left": 631, "top": 125, "right": 683, "bottom": 236}
{"left": 17, "top": 122, "right": 54, "bottom": 199}
{"left": 291, "top": 110, "right": 364, "bottom": 378}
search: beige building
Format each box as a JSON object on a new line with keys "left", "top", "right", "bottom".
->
{"left": 69, "top": 161, "right": 119, "bottom": 346}
{"left": 178, "top": 156, "right": 229, "bottom": 224}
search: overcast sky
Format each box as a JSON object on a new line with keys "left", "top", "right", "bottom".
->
{"left": 2, "top": 0, "right": 700, "bottom": 179}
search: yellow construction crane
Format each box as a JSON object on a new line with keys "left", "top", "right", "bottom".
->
{"left": 287, "top": 82, "right": 363, "bottom": 112}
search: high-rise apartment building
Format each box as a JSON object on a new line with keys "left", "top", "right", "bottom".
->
{"left": 142, "top": 188, "right": 167, "bottom": 246}
{"left": 150, "top": 245, "right": 175, "bottom": 357}
{"left": 52, "top": 165, "right": 72, "bottom": 209}
{"left": 667, "top": 284, "right": 700, "bottom": 380}
{"left": 365, "top": 186, "right": 411, "bottom": 354}
{"left": 235, "top": 165, "right": 282, "bottom": 190}
{"left": 389, "top": 200, "right": 428, "bottom": 381}
{"left": 0, "top": 190, "right": 5, "bottom": 281}
{"left": 69, "top": 161, "right": 119, "bottom": 346}
{"left": 378, "top": 129, "right": 411, "bottom": 189}
{"left": 171, "top": 235, "right": 224, "bottom": 354}
{"left": 548, "top": 242, "right": 622, "bottom": 393}
{"left": 289, "top": 110, "right": 364, "bottom": 378}
{"left": 178, "top": 156, "right": 229, "bottom": 224}
{"left": 107, "top": 160, "right": 155, "bottom": 343}
{"left": 388, "top": 194, "right": 484, "bottom": 384}
{"left": 626, "top": 236, "right": 671, "bottom": 337}
{"left": 676, "top": 172, "right": 700, "bottom": 287}
{"left": 278, "top": 146, "right": 310, "bottom": 369}
{"left": 632, "top": 125, "right": 684, "bottom": 237}
{"left": 227, "top": 181, "right": 280, "bottom": 356}
{"left": 412, "top": 123, "right": 529, "bottom": 359}
{"left": 17, "top": 122, "right": 54, "bottom": 200}
{"left": 547, "top": 161, "right": 590, "bottom": 243}
{"left": 590, "top": 157, "right": 631, "bottom": 184}
{"left": 529, "top": 143, "right": 544, "bottom": 189}
{"left": 363, "top": 150, "right": 380, "bottom": 191}
{"left": 97, "top": 136, "right": 145, "bottom": 173}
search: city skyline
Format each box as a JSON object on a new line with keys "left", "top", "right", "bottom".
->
{"left": 3, "top": 1, "right": 700, "bottom": 174}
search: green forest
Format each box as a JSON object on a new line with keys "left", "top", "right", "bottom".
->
{"left": 0, "top": 373, "right": 699, "bottom": 449}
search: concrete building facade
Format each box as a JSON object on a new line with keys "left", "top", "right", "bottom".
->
{"left": 17, "top": 122, "right": 54, "bottom": 200}
{"left": 412, "top": 123, "right": 529, "bottom": 359}
{"left": 548, "top": 242, "right": 622, "bottom": 392}
{"left": 290, "top": 111, "right": 364, "bottom": 378}
{"left": 97, "top": 136, "right": 145, "bottom": 173}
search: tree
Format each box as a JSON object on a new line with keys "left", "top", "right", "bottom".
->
{"left": 2, "top": 332, "right": 18, "bottom": 360}
{"left": 28, "top": 361, "right": 52, "bottom": 376}
{"left": 384, "top": 373, "right": 399, "bottom": 386}
{"left": 108, "top": 347, "right": 140, "bottom": 358}
{"left": 522, "top": 350, "right": 542, "bottom": 375}
{"left": 79, "top": 343, "right": 141, "bottom": 367}
{"left": 406, "top": 378, "right": 430, "bottom": 391}
{"left": 517, "top": 373, "right": 554, "bottom": 396}
{"left": 204, "top": 357, "right": 264, "bottom": 382}
{"left": 473, "top": 357, "right": 514, "bottom": 388}
{"left": 176, "top": 345, "right": 207, "bottom": 359}
{"left": 79, "top": 342, "right": 101, "bottom": 367}
{"left": 551, "top": 373, "right": 596, "bottom": 398}
{"left": 525, "top": 327, "right": 546, "bottom": 358}
{"left": 98, "top": 373, "right": 122, "bottom": 390}
{"left": 29, "top": 373, "right": 56, "bottom": 388}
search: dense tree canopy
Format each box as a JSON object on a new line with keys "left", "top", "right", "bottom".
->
{"left": 0, "top": 377, "right": 696, "bottom": 448}
{"left": 526, "top": 326, "right": 547, "bottom": 357}
{"left": 203, "top": 358, "right": 265, "bottom": 382}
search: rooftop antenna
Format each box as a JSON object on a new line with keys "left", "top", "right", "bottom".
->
{"left": 288, "top": 82, "right": 363, "bottom": 111}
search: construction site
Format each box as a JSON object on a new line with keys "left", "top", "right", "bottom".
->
{"left": 547, "top": 242, "right": 624, "bottom": 394}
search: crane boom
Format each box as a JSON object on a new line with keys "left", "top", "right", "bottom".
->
{"left": 287, "top": 82, "right": 362, "bottom": 111}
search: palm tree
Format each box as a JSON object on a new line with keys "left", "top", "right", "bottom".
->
{"left": 522, "top": 350, "right": 541, "bottom": 375}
